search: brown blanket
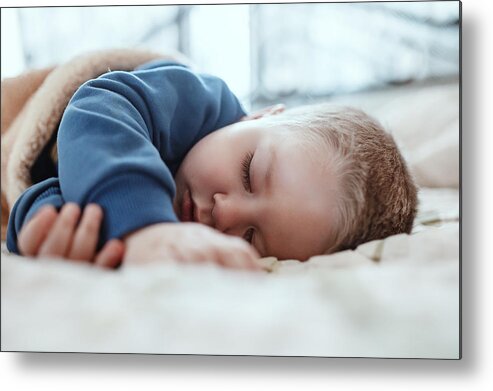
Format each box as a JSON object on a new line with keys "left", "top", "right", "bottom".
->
{"left": 1, "top": 49, "right": 186, "bottom": 240}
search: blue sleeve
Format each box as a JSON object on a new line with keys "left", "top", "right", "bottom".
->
{"left": 57, "top": 63, "right": 246, "bottom": 244}
{"left": 6, "top": 178, "right": 65, "bottom": 254}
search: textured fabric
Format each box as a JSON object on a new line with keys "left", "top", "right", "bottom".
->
{"left": 6, "top": 60, "right": 246, "bottom": 253}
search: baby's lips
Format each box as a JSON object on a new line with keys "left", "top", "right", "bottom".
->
{"left": 181, "top": 188, "right": 193, "bottom": 222}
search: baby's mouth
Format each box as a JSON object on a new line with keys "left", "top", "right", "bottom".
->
{"left": 180, "top": 188, "right": 196, "bottom": 222}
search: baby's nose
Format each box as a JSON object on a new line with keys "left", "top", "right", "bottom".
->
{"left": 212, "top": 193, "right": 249, "bottom": 234}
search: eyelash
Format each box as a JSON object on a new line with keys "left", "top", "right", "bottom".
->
{"left": 241, "top": 152, "right": 255, "bottom": 245}
{"left": 244, "top": 227, "right": 255, "bottom": 244}
{"left": 241, "top": 151, "right": 254, "bottom": 192}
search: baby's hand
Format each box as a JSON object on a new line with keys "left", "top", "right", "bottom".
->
{"left": 18, "top": 203, "right": 124, "bottom": 268}
{"left": 123, "top": 222, "right": 262, "bottom": 271}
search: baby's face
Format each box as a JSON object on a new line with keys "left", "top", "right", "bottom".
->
{"left": 173, "top": 117, "right": 338, "bottom": 260}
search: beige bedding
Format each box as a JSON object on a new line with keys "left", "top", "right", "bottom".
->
{"left": 0, "top": 72, "right": 460, "bottom": 358}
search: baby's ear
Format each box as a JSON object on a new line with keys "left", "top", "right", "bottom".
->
{"left": 240, "top": 104, "right": 285, "bottom": 121}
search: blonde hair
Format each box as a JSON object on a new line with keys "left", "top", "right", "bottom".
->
{"left": 266, "top": 103, "right": 418, "bottom": 253}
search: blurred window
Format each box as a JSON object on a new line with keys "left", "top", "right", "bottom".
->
{"left": 15, "top": 6, "right": 185, "bottom": 68}
{"left": 250, "top": 2, "right": 459, "bottom": 107}
{"left": 4, "top": 2, "right": 459, "bottom": 109}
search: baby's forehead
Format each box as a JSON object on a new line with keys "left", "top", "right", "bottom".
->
{"left": 268, "top": 133, "right": 337, "bottom": 197}
{"left": 269, "top": 128, "right": 332, "bottom": 168}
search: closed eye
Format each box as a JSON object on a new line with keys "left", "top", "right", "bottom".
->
{"left": 243, "top": 227, "right": 255, "bottom": 244}
{"left": 241, "top": 151, "right": 254, "bottom": 192}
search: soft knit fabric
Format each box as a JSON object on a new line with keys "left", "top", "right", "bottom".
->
{"left": 6, "top": 60, "right": 246, "bottom": 253}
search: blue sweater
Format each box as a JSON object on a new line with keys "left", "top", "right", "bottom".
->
{"left": 6, "top": 60, "right": 246, "bottom": 253}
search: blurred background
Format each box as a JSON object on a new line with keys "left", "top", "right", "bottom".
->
{"left": 1, "top": 2, "right": 459, "bottom": 111}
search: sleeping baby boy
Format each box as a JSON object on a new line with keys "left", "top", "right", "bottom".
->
{"left": 6, "top": 60, "right": 418, "bottom": 270}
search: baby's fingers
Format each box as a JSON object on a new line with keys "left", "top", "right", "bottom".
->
{"left": 67, "top": 204, "right": 103, "bottom": 261}
{"left": 38, "top": 203, "right": 81, "bottom": 258}
{"left": 225, "top": 252, "right": 263, "bottom": 271}
{"left": 218, "top": 240, "right": 262, "bottom": 271}
{"left": 94, "top": 239, "right": 125, "bottom": 269}
{"left": 18, "top": 205, "right": 58, "bottom": 256}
